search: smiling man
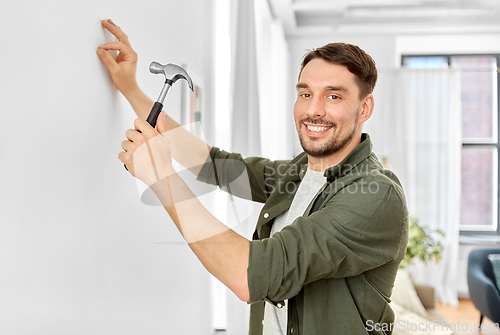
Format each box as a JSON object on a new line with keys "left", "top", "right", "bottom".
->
{"left": 294, "top": 55, "right": 374, "bottom": 171}
{"left": 97, "top": 20, "right": 408, "bottom": 335}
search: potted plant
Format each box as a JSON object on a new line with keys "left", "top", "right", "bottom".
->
{"left": 400, "top": 217, "right": 444, "bottom": 268}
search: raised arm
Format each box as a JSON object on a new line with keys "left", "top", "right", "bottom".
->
{"left": 119, "top": 114, "right": 250, "bottom": 302}
{"left": 97, "top": 19, "right": 211, "bottom": 175}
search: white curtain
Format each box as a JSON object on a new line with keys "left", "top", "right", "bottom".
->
{"left": 367, "top": 69, "right": 462, "bottom": 305}
{"left": 253, "top": 0, "right": 294, "bottom": 160}
{"left": 228, "top": 0, "right": 261, "bottom": 158}
{"left": 227, "top": 0, "right": 293, "bottom": 160}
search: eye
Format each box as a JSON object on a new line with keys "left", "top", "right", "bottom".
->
{"left": 327, "top": 95, "right": 340, "bottom": 100}
{"left": 300, "top": 93, "right": 311, "bottom": 98}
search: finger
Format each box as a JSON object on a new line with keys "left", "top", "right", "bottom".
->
{"left": 157, "top": 111, "right": 168, "bottom": 134}
{"left": 98, "top": 42, "right": 136, "bottom": 64}
{"left": 106, "top": 19, "right": 118, "bottom": 27}
{"left": 119, "top": 149, "right": 135, "bottom": 172}
{"left": 98, "top": 41, "right": 133, "bottom": 55}
{"left": 121, "top": 139, "right": 135, "bottom": 152}
{"left": 96, "top": 48, "right": 119, "bottom": 72}
{"left": 125, "top": 129, "right": 143, "bottom": 143}
{"left": 118, "top": 150, "right": 130, "bottom": 166}
{"left": 101, "top": 19, "right": 131, "bottom": 47}
{"left": 134, "top": 118, "right": 159, "bottom": 140}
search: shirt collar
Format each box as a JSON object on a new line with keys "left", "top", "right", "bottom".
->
{"left": 297, "top": 133, "right": 373, "bottom": 182}
{"left": 324, "top": 133, "right": 373, "bottom": 182}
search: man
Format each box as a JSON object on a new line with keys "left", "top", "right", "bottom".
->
{"left": 97, "top": 19, "right": 408, "bottom": 335}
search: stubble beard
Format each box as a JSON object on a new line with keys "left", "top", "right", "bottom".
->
{"left": 298, "top": 115, "right": 359, "bottom": 158}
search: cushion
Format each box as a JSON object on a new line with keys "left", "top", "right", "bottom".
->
{"left": 488, "top": 254, "right": 500, "bottom": 291}
{"left": 390, "top": 302, "right": 453, "bottom": 335}
{"left": 391, "top": 269, "right": 429, "bottom": 318}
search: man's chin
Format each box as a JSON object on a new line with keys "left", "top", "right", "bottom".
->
{"left": 299, "top": 135, "right": 351, "bottom": 158}
{"left": 303, "top": 147, "right": 334, "bottom": 158}
{"left": 301, "top": 141, "right": 336, "bottom": 158}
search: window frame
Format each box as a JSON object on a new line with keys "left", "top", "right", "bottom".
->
{"left": 401, "top": 54, "right": 500, "bottom": 236}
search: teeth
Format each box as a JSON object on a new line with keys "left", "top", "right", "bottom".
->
{"left": 307, "top": 125, "right": 331, "bottom": 132}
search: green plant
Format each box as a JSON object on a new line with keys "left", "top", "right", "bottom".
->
{"left": 400, "top": 217, "right": 445, "bottom": 268}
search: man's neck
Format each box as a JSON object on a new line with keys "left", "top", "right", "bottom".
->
{"left": 307, "top": 134, "right": 362, "bottom": 172}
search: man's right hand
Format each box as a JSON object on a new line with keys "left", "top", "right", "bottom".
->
{"left": 97, "top": 19, "right": 212, "bottom": 174}
{"left": 97, "top": 19, "right": 139, "bottom": 97}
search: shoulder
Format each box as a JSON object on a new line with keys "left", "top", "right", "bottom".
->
{"left": 322, "top": 155, "right": 407, "bottom": 216}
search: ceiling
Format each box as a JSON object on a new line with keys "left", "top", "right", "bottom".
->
{"left": 268, "top": 0, "right": 500, "bottom": 37}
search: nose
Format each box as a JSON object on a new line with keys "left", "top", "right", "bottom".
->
{"left": 306, "top": 96, "right": 326, "bottom": 118}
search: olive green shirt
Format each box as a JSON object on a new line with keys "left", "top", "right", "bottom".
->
{"left": 197, "top": 134, "right": 409, "bottom": 335}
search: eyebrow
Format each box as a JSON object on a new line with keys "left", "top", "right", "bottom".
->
{"left": 296, "top": 82, "right": 348, "bottom": 92}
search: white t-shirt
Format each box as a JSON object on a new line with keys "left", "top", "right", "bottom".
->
{"left": 262, "top": 167, "right": 326, "bottom": 335}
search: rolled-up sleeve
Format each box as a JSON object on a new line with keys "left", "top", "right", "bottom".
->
{"left": 197, "top": 147, "right": 293, "bottom": 203}
{"left": 247, "top": 181, "right": 408, "bottom": 304}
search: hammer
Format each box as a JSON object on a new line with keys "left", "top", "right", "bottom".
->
{"left": 146, "top": 62, "right": 194, "bottom": 127}
{"left": 124, "top": 62, "right": 193, "bottom": 170}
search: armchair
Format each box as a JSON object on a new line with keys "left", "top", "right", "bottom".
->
{"left": 467, "top": 248, "right": 500, "bottom": 324}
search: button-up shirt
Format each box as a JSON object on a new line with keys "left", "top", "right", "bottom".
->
{"left": 197, "top": 134, "right": 409, "bottom": 335}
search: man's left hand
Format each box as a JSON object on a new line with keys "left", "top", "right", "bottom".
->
{"left": 119, "top": 111, "right": 173, "bottom": 185}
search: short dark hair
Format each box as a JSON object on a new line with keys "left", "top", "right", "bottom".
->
{"left": 298, "top": 43, "right": 378, "bottom": 99}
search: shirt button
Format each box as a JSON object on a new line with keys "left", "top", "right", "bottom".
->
{"left": 264, "top": 213, "right": 269, "bottom": 219}
{"left": 277, "top": 303, "right": 283, "bottom": 308}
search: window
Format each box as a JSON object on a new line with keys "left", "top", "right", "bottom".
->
{"left": 402, "top": 54, "right": 500, "bottom": 234}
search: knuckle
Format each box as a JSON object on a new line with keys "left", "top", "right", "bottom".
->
{"left": 133, "top": 118, "right": 141, "bottom": 129}
{"left": 135, "top": 134, "right": 145, "bottom": 145}
{"left": 123, "top": 152, "right": 132, "bottom": 163}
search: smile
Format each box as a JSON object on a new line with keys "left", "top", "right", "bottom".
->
{"left": 305, "top": 124, "right": 333, "bottom": 133}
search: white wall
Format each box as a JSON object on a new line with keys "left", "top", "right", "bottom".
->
{"left": 396, "top": 34, "right": 500, "bottom": 59}
{"left": 0, "top": 1, "right": 216, "bottom": 334}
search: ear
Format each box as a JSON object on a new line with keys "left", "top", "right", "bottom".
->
{"left": 358, "top": 93, "right": 374, "bottom": 124}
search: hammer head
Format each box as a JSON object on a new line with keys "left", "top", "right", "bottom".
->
{"left": 149, "top": 62, "right": 194, "bottom": 91}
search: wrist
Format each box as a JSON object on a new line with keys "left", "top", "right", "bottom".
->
{"left": 123, "top": 86, "right": 155, "bottom": 120}
{"left": 142, "top": 165, "right": 175, "bottom": 187}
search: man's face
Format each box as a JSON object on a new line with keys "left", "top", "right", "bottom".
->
{"left": 294, "top": 58, "right": 365, "bottom": 158}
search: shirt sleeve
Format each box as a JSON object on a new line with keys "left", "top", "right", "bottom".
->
{"left": 197, "top": 146, "right": 292, "bottom": 203}
{"left": 247, "top": 179, "right": 408, "bottom": 304}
